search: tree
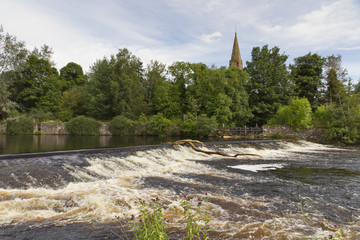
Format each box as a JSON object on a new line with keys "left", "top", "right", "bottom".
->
{"left": 60, "top": 62, "right": 87, "bottom": 90}
{"left": 111, "top": 49, "right": 147, "bottom": 118}
{"left": 12, "top": 55, "right": 62, "bottom": 111}
{"left": 324, "top": 55, "right": 347, "bottom": 104}
{"left": 225, "top": 67, "right": 253, "bottom": 126}
{"left": 168, "top": 61, "right": 193, "bottom": 116}
{"left": 290, "top": 52, "right": 325, "bottom": 109}
{"left": 355, "top": 80, "right": 360, "bottom": 94}
{"left": 56, "top": 85, "right": 88, "bottom": 121}
{"left": 268, "top": 97, "right": 312, "bottom": 130}
{"left": 245, "top": 45, "right": 292, "bottom": 126}
{"left": 0, "top": 26, "right": 28, "bottom": 119}
{"left": 143, "top": 60, "right": 172, "bottom": 116}
{"left": 86, "top": 49, "right": 146, "bottom": 120}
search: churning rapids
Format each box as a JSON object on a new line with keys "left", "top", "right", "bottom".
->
{"left": 0, "top": 140, "right": 359, "bottom": 239}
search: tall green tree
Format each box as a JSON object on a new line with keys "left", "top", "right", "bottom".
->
{"left": 60, "top": 62, "right": 87, "bottom": 90}
{"left": 143, "top": 60, "right": 173, "bottom": 116}
{"left": 56, "top": 85, "right": 88, "bottom": 121}
{"left": 355, "top": 80, "right": 360, "bottom": 94}
{"left": 168, "top": 61, "right": 192, "bottom": 117}
{"left": 324, "top": 55, "right": 347, "bottom": 104}
{"left": 87, "top": 48, "right": 146, "bottom": 120}
{"left": 245, "top": 45, "right": 292, "bottom": 126}
{"left": 187, "top": 64, "right": 251, "bottom": 126}
{"left": 0, "top": 25, "right": 28, "bottom": 119}
{"left": 225, "top": 67, "right": 253, "bottom": 126}
{"left": 12, "top": 55, "right": 62, "bottom": 111}
{"left": 290, "top": 52, "right": 325, "bottom": 109}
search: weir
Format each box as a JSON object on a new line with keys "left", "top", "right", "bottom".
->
{"left": 0, "top": 139, "right": 279, "bottom": 160}
{"left": 0, "top": 140, "right": 359, "bottom": 239}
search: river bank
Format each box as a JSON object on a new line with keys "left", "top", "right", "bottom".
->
{"left": 0, "top": 122, "right": 329, "bottom": 142}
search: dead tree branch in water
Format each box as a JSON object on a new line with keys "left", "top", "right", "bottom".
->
{"left": 169, "top": 139, "right": 262, "bottom": 158}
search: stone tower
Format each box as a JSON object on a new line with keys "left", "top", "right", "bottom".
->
{"left": 229, "top": 32, "right": 243, "bottom": 69}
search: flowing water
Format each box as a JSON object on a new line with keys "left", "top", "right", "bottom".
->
{"left": 0, "top": 140, "right": 359, "bottom": 239}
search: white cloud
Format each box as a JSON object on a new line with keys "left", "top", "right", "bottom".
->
{"left": 0, "top": 0, "right": 359, "bottom": 79}
{"left": 284, "top": 0, "right": 360, "bottom": 49}
{"left": 200, "top": 32, "right": 223, "bottom": 44}
{"left": 338, "top": 46, "right": 360, "bottom": 51}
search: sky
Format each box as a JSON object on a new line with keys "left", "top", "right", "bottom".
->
{"left": 1, "top": 0, "right": 359, "bottom": 82}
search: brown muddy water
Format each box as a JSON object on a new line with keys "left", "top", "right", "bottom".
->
{"left": 0, "top": 140, "right": 359, "bottom": 239}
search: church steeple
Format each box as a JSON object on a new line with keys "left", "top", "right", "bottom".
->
{"left": 229, "top": 32, "right": 243, "bottom": 69}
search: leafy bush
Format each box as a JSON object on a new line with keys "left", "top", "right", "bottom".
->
{"left": 56, "top": 109, "right": 74, "bottom": 122}
{"left": 268, "top": 97, "right": 312, "bottom": 131}
{"left": 66, "top": 116, "right": 100, "bottom": 135}
{"left": 182, "top": 118, "right": 197, "bottom": 136}
{"left": 6, "top": 116, "right": 34, "bottom": 135}
{"left": 325, "top": 120, "right": 359, "bottom": 144}
{"left": 197, "top": 114, "right": 218, "bottom": 137}
{"left": 134, "top": 114, "right": 148, "bottom": 136}
{"left": 146, "top": 113, "right": 172, "bottom": 136}
{"left": 109, "top": 115, "right": 134, "bottom": 135}
{"left": 182, "top": 114, "right": 218, "bottom": 137}
{"left": 313, "top": 105, "right": 333, "bottom": 127}
{"left": 27, "top": 108, "right": 55, "bottom": 122}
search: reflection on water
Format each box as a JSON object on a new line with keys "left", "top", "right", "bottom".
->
{"left": 0, "top": 135, "right": 183, "bottom": 154}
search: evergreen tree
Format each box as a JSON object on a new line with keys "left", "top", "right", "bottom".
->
{"left": 290, "top": 52, "right": 324, "bottom": 109}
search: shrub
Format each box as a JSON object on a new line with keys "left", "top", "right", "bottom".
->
{"left": 313, "top": 105, "right": 333, "bottom": 127}
{"left": 325, "top": 120, "right": 359, "bottom": 144}
{"left": 268, "top": 97, "right": 312, "bottom": 131}
{"left": 66, "top": 116, "right": 100, "bottom": 135}
{"left": 27, "top": 108, "right": 55, "bottom": 122}
{"left": 56, "top": 109, "right": 74, "bottom": 122}
{"left": 182, "top": 114, "right": 218, "bottom": 137}
{"left": 6, "top": 116, "right": 34, "bottom": 135}
{"left": 146, "top": 113, "right": 172, "bottom": 136}
{"left": 182, "top": 118, "right": 197, "bottom": 136}
{"left": 134, "top": 114, "right": 148, "bottom": 136}
{"left": 197, "top": 114, "right": 218, "bottom": 137}
{"left": 109, "top": 115, "right": 134, "bottom": 135}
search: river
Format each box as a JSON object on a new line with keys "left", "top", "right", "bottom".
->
{"left": 0, "top": 140, "right": 359, "bottom": 239}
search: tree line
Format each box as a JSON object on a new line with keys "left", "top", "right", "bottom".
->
{"left": 1, "top": 26, "right": 359, "bottom": 142}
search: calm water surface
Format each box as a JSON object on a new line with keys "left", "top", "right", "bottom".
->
{"left": 0, "top": 135, "right": 186, "bottom": 155}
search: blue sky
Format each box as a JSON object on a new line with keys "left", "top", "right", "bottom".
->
{"left": 1, "top": 0, "right": 359, "bottom": 82}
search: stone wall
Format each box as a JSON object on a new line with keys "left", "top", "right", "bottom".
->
{"left": 263, "top": 125, "right": 328, "bottom": 142}
{"left": 35, "top": 123, "right": 69, "bottom": 135}
{"left": 1, "top": 122, "right": 113, "bottom": 135}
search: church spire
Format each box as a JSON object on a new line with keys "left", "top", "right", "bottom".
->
{"left": 229, "top": 31, "right": 243, "bottom": 69}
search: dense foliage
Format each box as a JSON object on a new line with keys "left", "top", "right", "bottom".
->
{"left": 66, "top": 116, "right": 100, "bottom": 136}
{"left": 1, "top": 25, "right": 359, "bottom": 142}
{"left": 6, "top": 116, "right": 33, "bottom": 135}
{"left": 268, "top": 97, "right": 312, "bottom": 131}
{"left": 109, "top": 115, "right": 135, "bottom": 136}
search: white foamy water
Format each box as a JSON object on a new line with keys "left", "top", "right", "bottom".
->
{"left": 0, "top": 140, "right": 359, "bottom": 239}
{"left": 229, "top": 163, "right": 284, "bottom": 172}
